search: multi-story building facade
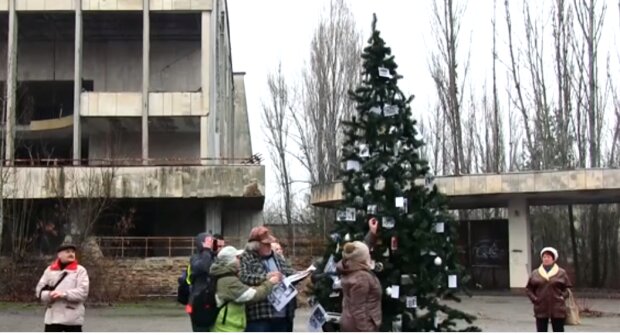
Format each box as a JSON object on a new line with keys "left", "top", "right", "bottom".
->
{"left": 0, "top": 0, "right": 264, "bottom": 254}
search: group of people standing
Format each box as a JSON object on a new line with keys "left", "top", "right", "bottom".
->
{"left": 32, "top": 223, "right": 573, "bottom": 333}
{"left": 185, "top": 226, "right": 297, "bottom": 332}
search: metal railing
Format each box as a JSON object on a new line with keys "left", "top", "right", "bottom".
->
{"left": 94, "top": 235, "right": 326, "bottom": 259}
{"left": 1, "top": 153, "right": 264, "bottom": 167}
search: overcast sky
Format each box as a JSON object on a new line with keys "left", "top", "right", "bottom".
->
{"left": 227, "top": 0, "right": 619, "bottom": 206}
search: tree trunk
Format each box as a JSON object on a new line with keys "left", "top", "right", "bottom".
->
{"left": 589, "top": 205, "right": 600, "bottom": 286}
{"left": 568, "top": 204, "right": 579, "bottom": 286}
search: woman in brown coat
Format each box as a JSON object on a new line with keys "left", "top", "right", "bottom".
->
{"left": 337, "top": 241, "right": 382, "bottom": 332}
{"left": 526, "top": 247, "right": 572, "bottom": 332}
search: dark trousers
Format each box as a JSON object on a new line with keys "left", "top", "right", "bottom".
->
{"left": 536, "top": 318, "right": 565, "bottom": 332}
{"left": 44, "top": 324, "right": 82, "bottom": 332}
{"left": 246, "top": 318, "right": 292, "bottom": 332}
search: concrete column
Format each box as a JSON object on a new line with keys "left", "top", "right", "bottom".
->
{"left": 200, "top": 10, "right": 212, "bottom": 165}
{"left": 508, "top": 198, "right": 532, "bottom": 288}
{"left": 141, "top": 0, "right": 150, "bottom": 165}
{"left": 205, "top": 201, "right": 222, "bottom": 235}
{"left": 4, "top": 0, "right": 17, "bottom": 163}
{"left": 72, "top": 0, "right": 83, "bottom": 165}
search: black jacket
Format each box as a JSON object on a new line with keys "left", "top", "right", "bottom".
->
{"left": 188, "top": 233, "right": 214, "bottom": 305}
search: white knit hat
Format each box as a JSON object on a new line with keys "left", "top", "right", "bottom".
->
{"left": 540, "top": 247, "right": 558, "bottom": 261}
{"left": 217, "top": 246, "right": 244, "bottom": 265}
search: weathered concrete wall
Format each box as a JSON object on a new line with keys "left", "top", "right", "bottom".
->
{"left": 5, "top": 41, "right": 199, "bottom": 92}
{"left": 232, "top": 73, "right": 252, "bottom": 158}
{"left": 222, "top": 209, "right": 262, "bottom": 247}
{"left": 88, "top": 131, "right": 200, "bottom": 162}
{"left": 2, "top": 165, "right": 265, "bottom": 199}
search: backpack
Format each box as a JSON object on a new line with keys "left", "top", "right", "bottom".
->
{"left": 193, "top": 274, "right": 222, "bottom": 329}
{"left": 177, "top": 265, "right": 191, "bottom": 305}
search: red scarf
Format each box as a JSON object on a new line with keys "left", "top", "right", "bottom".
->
{"left": 50, "top": 258, "right": 78, "bottom": 271}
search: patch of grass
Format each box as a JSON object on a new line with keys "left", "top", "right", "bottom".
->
{"left": 0, "top": 302, "right": 41, "bottom": 312}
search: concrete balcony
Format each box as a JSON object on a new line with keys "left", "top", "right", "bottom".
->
{"left": 80, "top": 92, "right": 206, "bottom": 117}
{"left": 1, "top": 164, "right": 264, "bottom": 200}
{"left": 81, "top": 92, "right": 142, "bottom": 117}
{"left": 0, "top": 0, "right": 212, "bottom": 11}
{"left": 149, "top": 92, "right": 205, "bottom": 116}
{"left": 311, "top": 168, "right": 620, "bottom": 209}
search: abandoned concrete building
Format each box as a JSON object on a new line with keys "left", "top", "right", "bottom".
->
{"left": 0, "top": 0, "right": 265, "bottom": 257}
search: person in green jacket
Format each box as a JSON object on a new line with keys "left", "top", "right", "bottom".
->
{"left": 210, "top": 246, "right": 281, "bottom": 332}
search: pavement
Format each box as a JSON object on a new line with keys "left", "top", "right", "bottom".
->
{"left": 0, "top": 295, "right": 618, "bottom": 332}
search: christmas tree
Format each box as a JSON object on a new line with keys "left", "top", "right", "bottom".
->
{"left": 312, "top": 15, "right": 480, "bottom": 332}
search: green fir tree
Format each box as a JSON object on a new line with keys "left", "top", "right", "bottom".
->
{"left": 312, "top": 15, "right": 480, "bottom": 332}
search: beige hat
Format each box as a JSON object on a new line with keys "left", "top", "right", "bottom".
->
{"left": 540, "top": 247, "right": 558, "bottom": 261}
{"left": 217, "top": 246, "right": 244, "bottom": 265}
{"left": 342, "top": 241, "right": 372, "bottom": 267}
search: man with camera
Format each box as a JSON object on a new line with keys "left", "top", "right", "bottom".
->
{"left": 186, "top": 232, "right": 224, "bottom": 331}
{"left": 35, "top": 244, "right": 90, "bottom": 332}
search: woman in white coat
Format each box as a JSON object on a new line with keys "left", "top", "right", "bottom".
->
{"left": 36, "top": 244, "right": 90, "bottom": 332}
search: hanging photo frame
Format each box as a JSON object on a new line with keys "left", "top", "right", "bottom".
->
{"left": 345, "top": 207, "right": 356, "bottom": 221}
{"left": 382, "top": 217, "right": 395, "bottom": 229}
{"left": 383, "top": 104, "right": 399, "bottom": 117}
{"left": 369, "top": 106, "right": 382, "bottom": 115}
{"left": 346, "top": 160, "right": 361, "bottom": 171}
{"left": 336, "top": 210, "right": 347, "bottom": 222}
{"left": 359, "top": 144, "right": 370, "bottom": 158}
{"left": 378, "top": 67, "right": 392, "bottom": 78}
{"left": 405, "top": 296, "right": 417, "bottom": 309}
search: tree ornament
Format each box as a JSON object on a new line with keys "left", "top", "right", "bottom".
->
{"left": 378, "top": 66, "right": 392, "bottom": 78}
{"left": 382, "top": 217, "right": 395, "bottom": 229}
{"left": 359, "top": 144, "right": 370, "bottom": 158}
{"left": 406, "top": 296, "right": 417, "bottom": 308}
{"left": 346, "top": 160, "right": 361, "bottom": 171}
{"left": 383, "top": 104, "right": 399, "bottom": 117}
{"left": 344, "top": 233, "right": 351, "bottom": 242}
{"left": 378, "top": 125, "right": 387, "bottom": 135}
{"left": 375, "top": 176, "right": 386, "bottom": 190}
{"left": 391, "top": 236, "right": 398, "bottom": 251}
{"left": 434, "top": 256, "right": 442, "bottom": 266}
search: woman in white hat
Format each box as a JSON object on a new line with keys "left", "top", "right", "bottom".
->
{"left": 209, "top": 246, "right": 281, "bottom": 332}
{"left": 525, "top": 247, "right": 572, "bottom": 332}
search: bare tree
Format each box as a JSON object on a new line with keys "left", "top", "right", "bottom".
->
{"left": 262, "top": 63, "right": 295, "bottom": 250}
{"left": 572, "top": 0, "right": 607, "bottom": 286}
{"left": 292, "top": 0, "right": 362, "bottom": 234}
{"left": 429, "top": 0, "right": 470, "bottom": 175}
{"left": 292, "top": 0, "right": 361, "bottom": 186}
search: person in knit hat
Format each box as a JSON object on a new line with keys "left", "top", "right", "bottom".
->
{"left": 526, "top": 246, "right": 572, "bottom": 332}
{"left": 209, "top": 246, "right": 281, "bottom": 332}
{"left": 336, "top": 241, "right": 382, "bottom": 332}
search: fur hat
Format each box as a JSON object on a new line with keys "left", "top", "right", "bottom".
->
{"left": 540, "top": 247, "right": 558, "bottom": 261}
{"left": 342, "top": 241, "right": 371, "bottom": 267}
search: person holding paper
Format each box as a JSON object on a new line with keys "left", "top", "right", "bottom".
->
{"left": 35, "top": 244, "right": 90, "bottom": 332}
{"left": 240, "top": 226, "right": 297, "bottom": 332}
{"left": 210, "top": 246, "right": 281, "bottom": 332}
{"left": 526, "top": 247, "right": 572, "bottom": 332}
{"left": 337, "top": 241, "right": 382, "bottom": 332}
